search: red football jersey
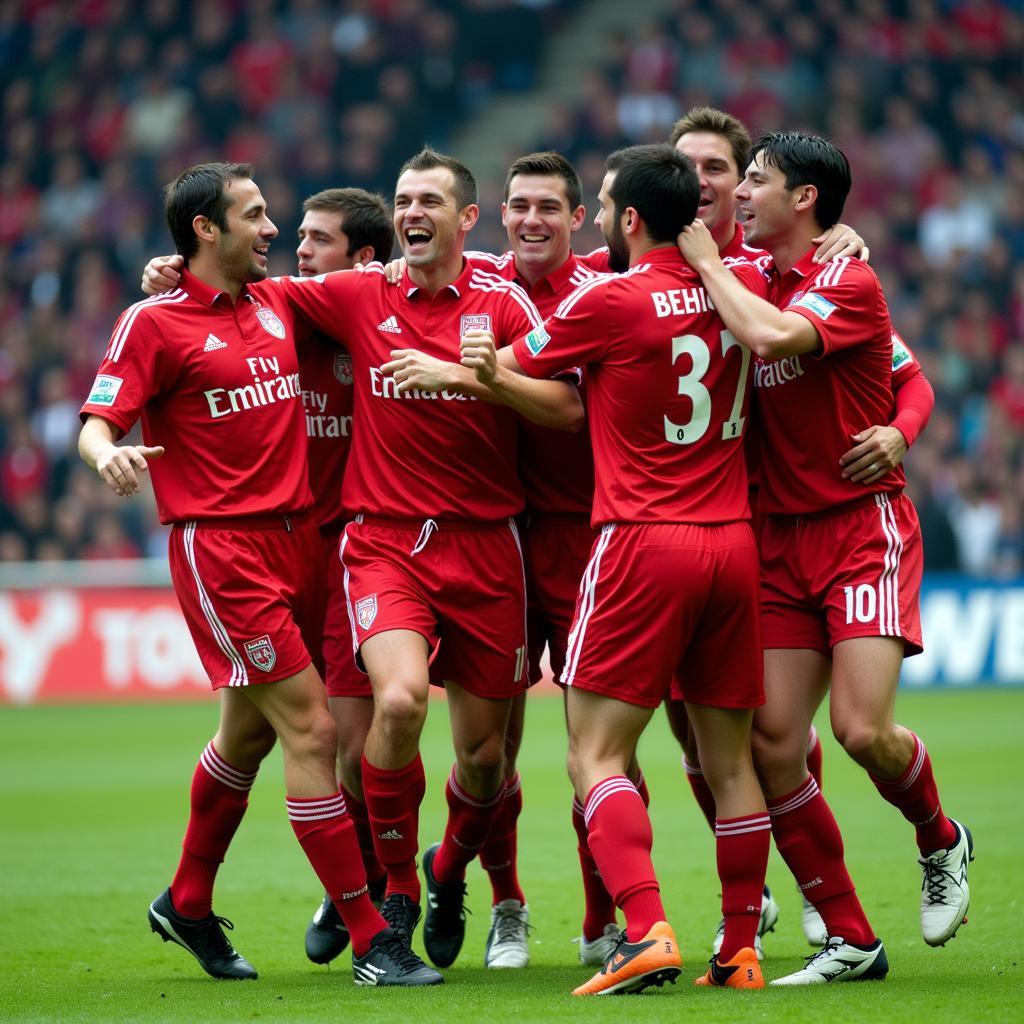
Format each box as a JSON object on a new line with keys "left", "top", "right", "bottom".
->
{"left": 297, "top": 328, "right": 354, "bottom": 529}
{"left": 467, "top": 249, "right": 600, "bottom": 516}
{"left": 272, "top": 261, "right": 543, "bottom": 520}
{"left": 80, "top": 269, "right": 311, "bottom": 523}
{"left": 751, "top": 249, "right": 902, "bottom": 515}
{"left": 514, "top": 246, "right": 752, "bottom": 527}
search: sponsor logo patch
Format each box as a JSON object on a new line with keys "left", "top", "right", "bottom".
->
{"left": 244, "top": 634, "right": 277, "bottom": 672}
{"left": 790, "top": 291, "right": 837, "bottom": 320}
{"left": 355, "top": 594, "right": 378, "bottom": 630}
{"left": 891, "top": 332, "right": 912, "bottom": 371}
{"left": 87, "top": 374, "right": 123, "bottom": 406}
{"left": 333, "top": 351, "right": 353, "bottom": 384}
{"left": 256, "top": 307, "right": 286, "bottom": 338}
{"left": 460, "top": 314, "right": 492, "bottom": 335}
{"left": 524, "top": 326, "right": 550, "bottom": 356}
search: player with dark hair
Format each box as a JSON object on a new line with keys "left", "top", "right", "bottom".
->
{"left": 81, "top": 162, "right": 440, "bottom": 988}
{"left": 667, "top": 109, "right": 936, "bottom": 959}
{"left": 142, "top": 184, "right": 398, "bottom": 965}
{"left": 680, "top": 131, "right": 971, "bottom": 985}
{"left": 271, "top": 147, "right": 583, "bottom": 976}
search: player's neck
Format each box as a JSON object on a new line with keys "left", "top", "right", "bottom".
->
{"left": 513, "top": 249, "right": 571, "bottom": 288}
{"left": 188, "top": 253, "right": 245, "bottom": 301}
{"left": 629, "top": 240, "right": 676, "bottom": 266}
{"left": 764, "top": 225, "right": 818, "bottom": 275}
{"left": 408, "top": 252, "right": 466, "bottom": 295}
{"left": 713, "top": 220, "right": 739, "bottom": 252}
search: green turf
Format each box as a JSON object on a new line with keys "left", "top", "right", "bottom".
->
{"left": 1, "top": 688, "right": 1020, "bottom": 1023}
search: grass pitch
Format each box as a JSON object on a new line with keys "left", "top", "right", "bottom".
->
{"left": 1, "top": 688, "right": 1020, "bottom": 1023}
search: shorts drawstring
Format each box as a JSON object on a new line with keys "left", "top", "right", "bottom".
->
{"left": 410, "top": 518, "right": 437, "bottom": 556}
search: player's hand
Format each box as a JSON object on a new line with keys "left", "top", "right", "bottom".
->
{"left": 677, "top": 219, "right": 721, "bottom": 268}
{"left": 381, "top": 349, "right": 453, "bottom": 392}
{"left": 813, "top": 223, "right": 869, "bottom": 264}
{"left": 141, "top": 255, "right": 184, "bottom": 295}
{"left": 382, "top": 257, "right": 407, "bottom": 285}
{"left": 94, "top": 443, "right": 166, "bottom": 496}
{"left": 839, "top": 425, "right": 906, "bottom": 484}
{"left": 460, "top": 330, "right": 499, "bottom": 384}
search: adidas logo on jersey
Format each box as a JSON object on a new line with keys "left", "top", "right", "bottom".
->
{"left": 376, "top": 316, "right": 402, "bottom": 334}
{"left": 204, "top": 333, "right": 228, "bottom": 351}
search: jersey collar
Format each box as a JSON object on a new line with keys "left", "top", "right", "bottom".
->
{"left": 517, "top": 251, "right": 580, "bottom": 297}
{"left": 764, "top": 245, "right": 819, "bottom": 282}
{"left": 179, "top": 268, "right": 227, "bottom": 306}
{"left": 402, "top": 258, "right": 474, "bottom": 300}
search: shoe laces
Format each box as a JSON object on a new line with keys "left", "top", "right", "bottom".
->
{"left": 433, "top": 879, "right": 469, "bottom": 928}
{"left": 803, "top": 936, "right": 843, "bottom": 968}
{"left": 375, "top": 930, "right": 428, "bottom": 975}
{"left": 921, "top": 857, "right": 959, "bottom": 906}
{"left": 200, "top": 914, "right": 237, "bottom": 958}
{"left": 380, "top": 895, "right": 419, "bottom": 945}
{"left": 492, "top": 905, "right": 529, "bottom": 945}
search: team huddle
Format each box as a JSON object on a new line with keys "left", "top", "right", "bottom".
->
{"left": 78, "top": 106, "right": 973, "bottom": 995}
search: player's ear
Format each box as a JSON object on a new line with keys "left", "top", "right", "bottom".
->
{"left": 794, "top": 183, "right": 818, "bottom": 214}
{"left": 354, "top": 244, "right": 377, "bottom": 266}
{"left": 569, "top": 205, "right": 586, "bottom": 232}
{"left": 460, "top": 203, "right": 480, "bottom": 232}
{"left": 193, "top": 215, "right": 217, "bottom": 244}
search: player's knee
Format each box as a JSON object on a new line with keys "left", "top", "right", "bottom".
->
{"left": 455, "top": 732, "right": 505, "bottom": 786}
{"left": 751, "top": 724, "right": 802, "bottom": 783}
{"left": 833, "top": 720, "right": 886, "bottom": 765}
{"left": 373, "top": 685, "right": 428, "bottom": 737}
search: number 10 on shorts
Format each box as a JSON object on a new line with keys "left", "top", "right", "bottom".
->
{"left": 843, "top": 584, "right": 877, "bottom": 624}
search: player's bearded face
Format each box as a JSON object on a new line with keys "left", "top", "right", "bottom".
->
{"left": 603, "top": 208, "right": 630, "bottom": 273}
{"left": 217, "top": 179, "right": 277, "bottom": 282}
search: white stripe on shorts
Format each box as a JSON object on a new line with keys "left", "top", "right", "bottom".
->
{"left": 562, "top": 524, "right": 615, "bottom": 686}
{"left": 874, "top": 494, "right": 904, "bottom": 637}
{"left": 182, "top": 522, "right": 249, "bottom": 687}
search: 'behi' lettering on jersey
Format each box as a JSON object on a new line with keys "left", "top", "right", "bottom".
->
{"left": 651, "top": 286, "right": 715, "bottom": 318}
{"left": 204, "top": 355, "right": 301, "bottom": 419}
{"left": 369, "top": 366, "right": 477, "bottom": 402}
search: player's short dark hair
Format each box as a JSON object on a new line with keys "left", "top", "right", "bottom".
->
{"left": 164, "top": 162, "right": 253, "bottom": 262}
{"left": 669, "top": 106, "right": 750, "bottom": 177}
{"left": 503, "top": 152, "right": 583, "bottom": 211}
{"left": 605, "top": 144, "right": 700, "bottom": 244}
{"left": 750, "top": 131, "right": 851, "bottom": 230}
{"left": 398, "top": 147, "right": 477, "bottom": 211}
{"left": 303, "top": 187, "right": 394, "bottom": 263}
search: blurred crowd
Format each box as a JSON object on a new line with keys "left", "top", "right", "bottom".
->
{"left": 2, "top": 0, "right": 1022, "bottom": 576}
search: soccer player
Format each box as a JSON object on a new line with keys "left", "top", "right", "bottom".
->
{"left": 667, "top": 107, "right": 936, "bottom": 957}
{"left": 141, "top": 188, "right": 399, "bottom": 964}
{"left": 385, "top": 152, "right": 631, "bottom": 969}
{"left": 458, "top": 143, "right": 773, "bottom": 993}
{"left": 79, "top": 162, "right": 441, "bottom": 987}
{"left": 679, "top": 132, "right": 972, "bottom": 985}
{"left": 272, "top": 149, "right": 582, "bottom": 973}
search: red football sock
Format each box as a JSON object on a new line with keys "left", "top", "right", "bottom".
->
{"left": 171, "top": 742, "right": 255, "bottom": 919}
{"left": 716, "top": 813, "right": 771, "bottom": 961}
{"left": 806, "top": 725, "right": 824, "bottom": 790}
{"left": 768, "top": 775, "right": 875, "bottom": 946}
{"left": 287, "top": 792, "right": 385, "bottom": 957}
{"left": 572, "top": 796, "right": 618, "bottom": 941}
{"left": 479, "top": 774, "right": 526, "bottom": 905}
{"left": 361, "top": 753, "right": 425, "bottom": 902}
{"left": 431, "top": 767, "right": 504, "bottom": 885}
{"left": 683, "top": 756, "right": 717, "bottom": 832}
{"left": 870, "top": 733, "right": 956, "bottom": 854}
{"left": 584, "top": 776, "right": 664, "bottom": 940}
{"left": 339, "top": 783, "right": 386, "bottom": 887}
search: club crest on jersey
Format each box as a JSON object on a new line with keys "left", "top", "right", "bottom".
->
{"left": 355, "top": 595, "right": 378, "bottom": 630}
{"left": 244, "top": 634, "right": 277, "bottom": 672}
{"left": 460, "top": 314, "right": 492, "bottom": 336}
{"left": 256, "top": 307, "right": 286, "bottom": 339}
{"left": 333, "top": 351, "right": 354, "bottom": 385}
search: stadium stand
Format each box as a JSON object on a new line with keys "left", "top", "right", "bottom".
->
{"left": 1, "top": 0, "right": 1021, "bottom": 576}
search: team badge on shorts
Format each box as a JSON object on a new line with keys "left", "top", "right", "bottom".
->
{"left": 244, "top": 634, "right": 277, "bottom": 672}
{"left": 355, "top": 594, "right": 378, "bottom": 630}
{"left": 333, "top": 351, "right": 354, "bottom": 385}
{"left": 460, "top": 314, "right": 492, "bottom": 336}
{"left": 256, "top": 307, "right": 286, "bottom": 339}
